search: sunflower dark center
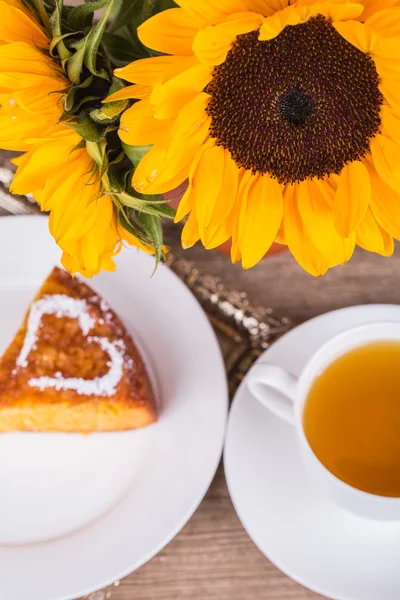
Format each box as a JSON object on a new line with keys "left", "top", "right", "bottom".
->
{"left": 278, "top": 90, "right": 313, "bottom": 125}
{"left": 205, "top": 15, "right": 383, "bottom": 184}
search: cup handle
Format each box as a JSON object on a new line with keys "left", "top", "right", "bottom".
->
{"left": 246, "top": 364, "right": 298, "bottom": 425}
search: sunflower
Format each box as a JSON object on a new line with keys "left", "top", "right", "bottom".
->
{"left": 10, "top": 129, "right": 154, "bottom": 277}
{"left": 111, "top": 0, "right": 400, "bottom": 275}
{"left": 0, "top": 0, "right": 156, "bottom": 277}
{"left": 0, "top": 0, "right": 67, "bottom": 151}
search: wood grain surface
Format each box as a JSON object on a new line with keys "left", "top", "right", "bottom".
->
{"left": 106, "top": 223, "right": 399, "bottom": 600}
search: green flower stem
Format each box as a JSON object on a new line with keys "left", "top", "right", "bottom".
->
{"left": 52, "top": 0, "right": 71, "bottom": 61}
{"left": 34, "top": 0, "right": 51, "bottom": 32}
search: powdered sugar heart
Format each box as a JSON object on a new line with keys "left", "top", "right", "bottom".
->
{"left": 16, "top": 294, "right": 125, "bottom": 396}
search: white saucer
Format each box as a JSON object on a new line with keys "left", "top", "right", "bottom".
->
{"left": 224, "top": 305, "right": 400, "bottom": 600}
{"left": 0, "top": 216, "right": 228, "bottom": 600}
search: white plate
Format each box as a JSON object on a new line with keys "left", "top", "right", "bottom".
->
{"left": 0, "top": 216, "right": 228, "bottom": 600}
{"left": 224, "top": 305, "right": 400, "bottom": 600}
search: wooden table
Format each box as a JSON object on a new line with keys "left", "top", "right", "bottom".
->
{"left": 2, "top": 205, "right": 398, "bottom": 600}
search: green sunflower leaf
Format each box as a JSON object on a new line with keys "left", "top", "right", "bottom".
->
{"left": 32, "top": 0, "right": 51, "bottom": 31}
{"left": 117, "top": 192, "right": 143, "bottom": 210}
{"left": 61, "top": 111, "right": 106, "bottom": 143}
{"left": 117, "top": 206, "right": 152, "bottom": 246}
{"left": 86, "top": 139, "right": 107, "bottom": 169}
{"left": 68, "top": 0, "right": 111, "bottom": 31}
{"left": 137, "top": 212, "right": 163, "bottom": 269}
{"left": 51, "top": 0, "right": 71, "bottom": 61}
{"left": 108, "top": 0, "right": 142, "bottom": 34}
{"left": 90, "top": 105, "right": 124, "bottom": 123}
{"left": 108, "top": 150, "right": 126, "bottom": 166}
{"left": 141, "top": 0, "right": 177, "bottom": 21}
{"left": 109, "top": 76, "right": 125, "bottom": 95}
{"left": 90, "top": 94, "right": 128, "bottom": 123}
{"left": 107, "top": 0, "right": 177, "bottom": 61}
{"left": 83, "top": 0, "right": 114, "bottom": 80}
{"left": 128, "top": 191, "right": 165, "bottom": 204}
{"left": 64, "top": 75, "right": 93, "bottom": 113}
{"left": 139, "top": 203, "right": 176, "bottom": 219}
{"left": 102, "top": 32, "right": 145, "bottom": 64}
{"left": 70, "top": 138, "right": 87, "bottom": 153}
{"left": 49, "top": 32, "right": 76, "bottom": 58}
{"left": 107, "top": 169, "right": 127, "bottom": 194}
{"left": 122, "top": 142, "right": 151, "bottom": 167}
{"left": 66, "top": 37, "right": 87, "bottom": 85}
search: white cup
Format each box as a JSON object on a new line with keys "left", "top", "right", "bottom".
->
{"left": 246, "top": 321, "right": 400, "bottom": 521}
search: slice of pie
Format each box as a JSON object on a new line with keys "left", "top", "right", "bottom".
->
{"left": 0, "top": 267, "right": 156, "bottom": 432}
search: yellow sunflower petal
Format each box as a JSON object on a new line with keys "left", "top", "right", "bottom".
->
{"left": 181, "top": 143, "right": 225, "bottom": 237}
{"left": 204, "top": 209, "right": 236, "bottom": 249}
{"left": 114, "top": 56, "right": 184, "bottom": 86}
{"left": 381, "top": 104, "right": 400, "bottom": 146}
{"left": 11, "top": 134, "right": 83, "bottom": 194}
{"left": 0, "top": 1, "right": 48, "bottom": 48}
{"left": 260, "top": 3, "right": 363, "bottom": 41}
{"left": 181, "top": 210, "right": 200, "bottom": 248}
{"left": 205, "top": 150, "right": 240, "bottom": 237}
{"left": 252, "top": 0, "right": 289, "bottom": 15}
{"left": 39, "top": 154, "right": 93, "bottom": 215}
{"left": 298, "top": 178, "right": 355, "bottom": 264}
{"left": 240, "top": 173, "right": 284, "bottom": 269}
{"left": 374, "top": 37, "right": 400, "bottom": 60}
{"left": 15, "top": 80, "right": 64, "bottom": 118}
{"left": 0, "top": 41, "right": 61, "bottom": 78}
{"left": 259, "top": 6, "right": 306, "bottom": 41}
{"left": 150, "top": 63, "right": 213, "bottom": 119}
{"left": 356, "top": 206, "right": 394, "bottom": 256}
{"left": 335, "top": 19, "right": 400, "bottom": 58}
{"left": 138, "top": 8, "right": 199, "bottom": 55}
{"left": 333, "top": 20, "right": 376, "bottom": 53}
{"left": 361, "top": 0, "right": 400, "bottom": 21}
{"left": 117, "top": 222, "right": 155, "bottom": 255}
{"left": 366, "top": 7, "right": 400, "bottom": 37}
{"left": 318, "top": 2, "right": 364, "bottom": 20}
{"left": 59, "top": 196, "right": 117, "bottom": 277}
{"left": 370, "top": 134, "right": 400, "bottom": 194}
{"left": 35, "top": 163, "right": 75, "bottom": 211}
{"left": 62, "top": 211, "right": 128, "bottom": 278}
{"left": 193, "top": 12, "right": 264, "bottom": 66}
{"left": 118, "top": 99, "right": 171, "bottom": 146}
{"left": 283, "top": 184, "right": 331, "bottom": 276}
{"left": 231, "top": 170, "right": 253, "bottom": 263}
{"left": 369, "top": 163, "right": 400, "bottom": 240}
{"left": 373, "top": 55, "right": 400, "bottom": 80}
{"left": 333, "top": 161, "right": 371, "bottom": 237}
{"left": 174, "top": 141, "right": 214, "bottom": 222}
{"left": 0, "top": 101, "right": 49, "bottom": 150}
{"left": 48, "top": 175, "right": 100, "bottom": 244}
{"left": 175, "top": 0, "right": 249, "bottom": 24}
{"left": 186, "top": 144, "right": 239, "bottom": 246}
{"left": 133, "top": 93, "right": 211, "bottom": 195}
{"left": 380, "top": 78, "right": 400, "bottom": 112}
{"left": 3, "top": 0, "right": 33, "bottom": 16}
{"left": 105, "top": 84, "right": 152, "bottom": 102}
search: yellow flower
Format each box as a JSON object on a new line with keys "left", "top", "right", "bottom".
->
{"left": 111, "top": 0, "right": 400, "bottom": 275}
{"left": 11, "top": 130, "right": 154, "bottom": 277}
{"left": 0, "top": 0, "right": 67, "bottom": 151}
{"left": 0, "top": 0, "right": 155, "bottom": 277}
